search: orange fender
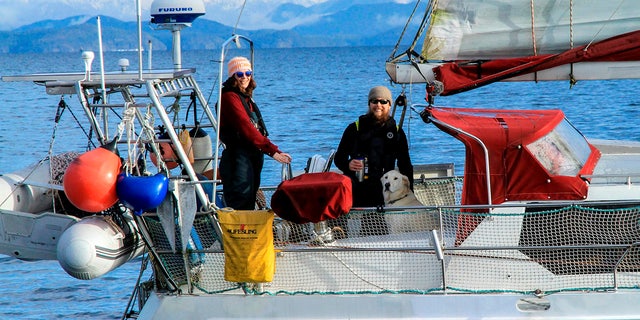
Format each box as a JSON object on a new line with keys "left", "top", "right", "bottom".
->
{"left": 150, "top": 142, "right": 180, "bottom": 169}
{"left": 63, "top": 146, "right": 121, "bottom": 212}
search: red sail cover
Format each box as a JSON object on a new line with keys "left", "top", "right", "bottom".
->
{"left": 271, "top": 172, "right": 352, "bottom": 224}
{"left": 429, "top": 107, "right": 600, "bottom": 206}
{"left": 434, "top": 30, "right": 640, "bottom": 96}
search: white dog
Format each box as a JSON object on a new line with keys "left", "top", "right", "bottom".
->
{"left": 381, "top": 170, "right": 439, "bottom": 233}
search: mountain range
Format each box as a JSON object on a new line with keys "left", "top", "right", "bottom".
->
{"left": 0, "top": 1, "right": 425, "bottom": 53}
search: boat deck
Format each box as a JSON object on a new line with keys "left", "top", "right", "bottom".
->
{"left": 590, "top": 139, "right": 640, "bottom": 185}
{"left": 142, "top": 177, "right": 640, "bottom": 299}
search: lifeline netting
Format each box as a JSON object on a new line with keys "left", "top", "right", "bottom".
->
{"left": 144, "top": 177, "right": 640, "bottom": 296}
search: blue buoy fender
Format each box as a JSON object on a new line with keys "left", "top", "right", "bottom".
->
{"left": 116, "top": 172, "right": 169, "bottom": 215}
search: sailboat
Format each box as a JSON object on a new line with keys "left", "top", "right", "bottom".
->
{"left": 2, "top": 0, "right": 640, "bottom": 319}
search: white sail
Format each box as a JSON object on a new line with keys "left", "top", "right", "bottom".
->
{"left": 426, "top": 0, "right": 640, "bottom": 60}
{"left": 387, "top": 0, "right": 640, "bottom": 85}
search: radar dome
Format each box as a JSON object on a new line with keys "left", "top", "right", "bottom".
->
{"left": 150, "top": 0, "right": 205, "bottom": 24}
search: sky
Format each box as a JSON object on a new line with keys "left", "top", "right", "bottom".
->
{"left": 0, "top": 0, "right": 332, "bottom": 31}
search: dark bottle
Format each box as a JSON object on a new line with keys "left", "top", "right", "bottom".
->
{"left": 363, "top": 157, "right": 368, "bottom": 180}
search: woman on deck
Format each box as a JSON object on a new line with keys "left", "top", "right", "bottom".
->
{"left": 218, "top": 56, "right": 292, "bottom": 210}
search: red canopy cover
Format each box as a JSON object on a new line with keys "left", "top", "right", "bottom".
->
{"left": 271, "top": 172, "right": 352, "bottom": 224}
{"left": 428, "top": 107, "right": 600, "bottom": 206}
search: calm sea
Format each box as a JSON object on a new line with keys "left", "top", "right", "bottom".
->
{"left": 0, "top": 46, "right": 639, "bottom": 319}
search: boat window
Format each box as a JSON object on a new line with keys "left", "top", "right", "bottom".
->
{"left": 526, "top": 119, "right": 591, "bottom": 176}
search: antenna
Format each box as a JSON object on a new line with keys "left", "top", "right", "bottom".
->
{"left": 82, "top": 51, "right": 94, "bottom": 81}
{"left": 136, "top": 0, "right": 143, "bottom": 79}
{"left": 150, "top": 0, "right": 206, "bottom": 70}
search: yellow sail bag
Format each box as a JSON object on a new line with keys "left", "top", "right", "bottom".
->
{"left": 217, "top": 208, "right": 275, "bottom": 283}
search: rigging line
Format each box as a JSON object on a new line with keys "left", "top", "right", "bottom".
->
{"left": 399, "top": 85, "right": 412, "bottom": 150}
{"left": 184, "top": 91, "right": 197, "bottom": 122}
{"left": 329, "top": 251, "right": 387, "bottom": 290}
{"left": 47, "top": 98, "right": 69, "bottom": 212}
{"left": 48, "top": 107, "right": 62, "bottom": 212}
{"left": 569, "top": 0, "right": 575, "bottom": 87}
{"left": 411, "top": 0, "right": 432, "bottom": 60}
{"left": 0, "top": 157, "right": 50, "bottom": 209}
{"left": 407, "top": 0, "right": 434, "bottom": 62}
{"left": 389, "top": 0, "right": 422, "bottom": 60}
{"left": 121, "top": 250, "right": 149, "bottom": 320}
{"left": 569, "top": 0, "right": 574, "bottom": 49}
{"left": 0, "top": 99, "right": 66, "bottom": 208}
{"left": 585, "top": 0, "right": 625, "bottom": 50}
{"left": 530, "top": 0, "right": 539, "bottom": 82}
{"left": 206, "top": 62, "right": 221, "bottom": 106}
{"left": 232, "top": 0, "right": 248, "bottom": 35}
{"left": 530, "top": 0, "right": 537, "bottom": 56}
{"left": 63, "top": 98, "right": 98, "bottom": 149}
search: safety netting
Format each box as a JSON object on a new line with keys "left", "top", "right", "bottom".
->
{"left": 143, "top": 177, "right": 640, "bottom": 296}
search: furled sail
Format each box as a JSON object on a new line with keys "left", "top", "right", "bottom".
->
{"left": 425, "top": 0, "right": 640, "bottom": 60}
{"left": 387, "top": 0, "right": 640, "bottom": 93}
{"left": 435, "top": 30, "right": 640, "bottom": 95}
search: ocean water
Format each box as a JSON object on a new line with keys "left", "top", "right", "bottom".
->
{"left": 0, "top": 46, "right": 640, "bottom": 319}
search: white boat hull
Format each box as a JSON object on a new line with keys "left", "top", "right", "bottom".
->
{"left": 138, "top": 290, "right": 640, "bottom": 319}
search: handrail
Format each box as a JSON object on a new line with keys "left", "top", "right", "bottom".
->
{"left": 613, "top": 241, "right": 640, "bottom": 289}
{"left": 412, "top": 104, "right": 494, "bottom": 207}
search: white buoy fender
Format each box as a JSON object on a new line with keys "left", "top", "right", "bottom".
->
{"left": 190, "top": 127, "right": 213, "bottom": 173}
{"left": 57, "top": 215, "right": 145, "bottom": 280}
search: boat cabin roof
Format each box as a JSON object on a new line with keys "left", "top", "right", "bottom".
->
{"left": 2, "top": 69, "right": 196, "bottom": 95}
{"left": 427, "top": 107, "right": 600, "bottom": 205}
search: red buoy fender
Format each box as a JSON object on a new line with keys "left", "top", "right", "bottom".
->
{"left": 63, "top": 146, "right": 121, "bottom": 213}
{"left": 150, "top": 141, "right": 180, "bottom": 169}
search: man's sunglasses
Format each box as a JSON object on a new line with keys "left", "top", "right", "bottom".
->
{"left": 369, "top": 99, "right": 390, "bottom": 105}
